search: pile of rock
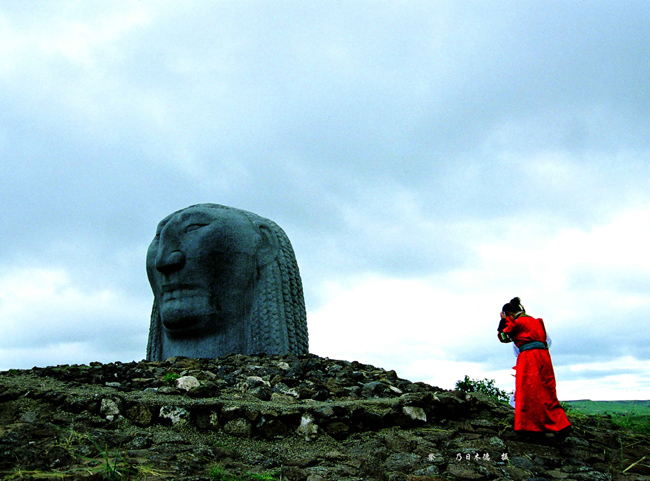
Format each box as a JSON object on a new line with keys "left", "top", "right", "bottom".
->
{"left": 1, "top": 354, "right": 649, "bottom": 480}
{"left": 3, "top": 354, "right": 476, "bottom": 440}
{"left": 30, "top": 353, "right": 439, "bottom": 401}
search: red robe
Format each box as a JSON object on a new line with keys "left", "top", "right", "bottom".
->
{"left": 500, "top": 314, "right": 570, "bottom": 432}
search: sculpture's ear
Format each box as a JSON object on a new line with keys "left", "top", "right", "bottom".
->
{"left": 257, "top": 223, "right": 279, "bottom": 266}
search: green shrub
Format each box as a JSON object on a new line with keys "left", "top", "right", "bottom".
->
{"left": 455, "top": 375, "right": 511, "bottom": 404}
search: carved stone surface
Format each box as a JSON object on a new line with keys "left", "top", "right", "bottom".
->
{"left": 146, "top": 203, "right": 308, "bottom": 360}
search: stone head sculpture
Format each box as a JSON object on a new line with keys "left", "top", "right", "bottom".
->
{"left": 146, "top": 203, "right": 308, "bottom": 360}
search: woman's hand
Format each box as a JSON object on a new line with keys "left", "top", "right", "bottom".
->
{"left": 500, "top": 311, "right": 507, "bottom": 319}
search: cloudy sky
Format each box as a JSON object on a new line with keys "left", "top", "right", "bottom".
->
{"left": 1, "top": 1, "right": 649, "bottom": 401}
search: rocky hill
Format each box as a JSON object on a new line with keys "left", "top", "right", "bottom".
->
{"left": 1, "top": 354, "right": 649, "bottom": 480}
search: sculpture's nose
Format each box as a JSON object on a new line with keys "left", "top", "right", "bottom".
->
{"left": 155, "top": 249, "right": 186, "bottom": 274}
{"left": 153, "top": 220, "right": 187, "bottom": 274}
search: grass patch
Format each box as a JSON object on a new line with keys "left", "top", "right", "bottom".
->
{"left": 209, "top": 466, "right": 240, "bottom": 481}
{"left": 564, "top": 400, "right": 650, "bottom": 416}
{"left": 563, "top": 400, "right": 650, "bottom": 435}
{"left": 2, "top": 469, "right": 67, "bottom": 480}
{"left": 163, "top": 371, "right": 181, "bottom": 384}
{"left": 2, "top": 463, "right": 167, "bottom": 480}
{"left": 612, "top": 415, "right": 650, "bottom": 435}
{"left": 52, "top": 427, "right": 166, "bottom": 480}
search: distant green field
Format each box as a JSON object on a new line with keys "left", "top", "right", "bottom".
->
{"left": 564, "top": 400, "right": 650, "bottom": 416}
{"left": 562, "top": 400, "right": 650, "bottom": 434}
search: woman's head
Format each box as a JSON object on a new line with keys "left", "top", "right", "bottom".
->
{"left": 502, "top": 297, "right": 525, "bottom": 315}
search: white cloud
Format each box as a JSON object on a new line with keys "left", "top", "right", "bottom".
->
{"left": 567, "top": 356, "right": 650, "bottom": 375}
{"left": 307, "top": 206, "right": 650, "bottom": 398}
{"left": 557, "top": 371, "right": 650, "bottom": 402}
{"left": 0, "top": 4, "right": 150, "bottom": 74}
{"left": 0, "top": 267, "right": 149, "bottom": 370}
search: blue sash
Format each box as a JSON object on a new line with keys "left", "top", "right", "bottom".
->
{"left": 519, "top": 341, "right": 547, "bottom": 352}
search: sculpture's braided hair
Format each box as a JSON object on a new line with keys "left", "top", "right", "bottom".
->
{"left": 146, "top": 204, "right": 308, "bottom": 360}
{"left": 146, "top": 302, "right": 162, "bottom": 361}
{"left": 239, "top": 208, "right": 308, "bottom": 355}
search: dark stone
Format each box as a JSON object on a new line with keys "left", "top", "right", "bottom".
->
{"left": 324, "top": 421, "right": 350, "bottom": 439}
{"left": 18, "top": 411, "right": 38, "bottom": 423}
{"left": 511, "top": 455, "right": 534, "bottom": 470}
{"left": 223, "top": 418, "right": 252, "bottom": 437}
{"left": 446, "top": 463, "right": 484, "bottom": 479}
{"left": 129, "top": 436, "right": 152, "bottom": 449}
{"left": 146, "top": 203, "right": 308, "bottom": 360}
{"left": 257, "top": 416, "right": 290, "bottom": 438}
{"left": 361, "top": 381, "right": 386, "bottom": 398}
{"left": 384, "top": 452, "right": 422, "bottom": 472}
{"left": 249, "top": 385, "right": 273, "bottom": 401}
{"left": 412, "top": 465, "right": 441, "bottom": 476}
{"left": 279, "top": 465, "right": 307, "bottom": 481}
{"left": 126, "top": 404, "right": 153, "bottom": 426}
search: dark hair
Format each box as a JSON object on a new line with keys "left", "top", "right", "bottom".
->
{"left": 502, "top": 297, "right": 525, "bottom": 314}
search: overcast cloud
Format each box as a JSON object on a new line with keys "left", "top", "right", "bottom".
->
{"left": 1, "top": 1, "right": 649, "bottom": 400}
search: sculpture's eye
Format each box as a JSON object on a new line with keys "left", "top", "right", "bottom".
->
{"left": 154, "top": 220, "right": 169, "bottom": 240}
{"left": 184, "top": 223, "right": 208, "bottom": 233}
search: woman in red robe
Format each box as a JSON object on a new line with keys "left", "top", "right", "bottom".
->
{"left": 497, "top": 297, "right": 571, "bottom": 438}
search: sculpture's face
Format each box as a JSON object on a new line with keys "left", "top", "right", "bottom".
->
{"left": 146, "top": 205, "right": 262, "bottom": 337}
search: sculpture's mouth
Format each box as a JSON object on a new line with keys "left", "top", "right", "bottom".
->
{"left": 159, "top": 283, "right": 220, "bottom": 335}
{"left": 161, "top": 284, "right": 202, "bottom": 302}
{"left": 160, "top": 307, "right": 202, "bottom": 332}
